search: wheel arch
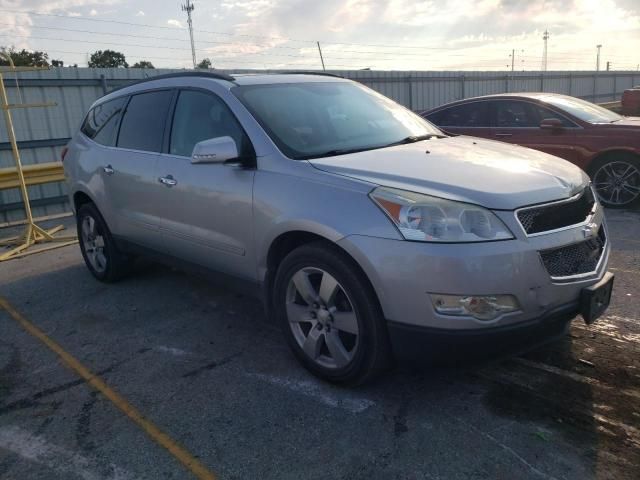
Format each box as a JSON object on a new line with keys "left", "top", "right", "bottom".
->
{"left": 73, "top": 190, "right": 96, "bottom": 213}
{"left": 262, "top": 230, "right": 383, "bottom": 322}
{"left": 586, "top": 148, "right": 640, "bottom": 176}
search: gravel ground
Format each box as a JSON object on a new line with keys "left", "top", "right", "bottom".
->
{"left": 0, "top": 209, "right": 638, "bottom": 480}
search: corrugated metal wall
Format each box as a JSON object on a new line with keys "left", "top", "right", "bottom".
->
{"left": 1, "top": 68, "right": 638, "bottom": 223}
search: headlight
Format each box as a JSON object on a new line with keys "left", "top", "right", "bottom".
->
{"left": 370, "top": 187, "right": 513, "bottom": 242}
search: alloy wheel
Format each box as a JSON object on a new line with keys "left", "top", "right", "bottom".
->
{"left": 593, "top": 160, "right": 640, "bottom": 207}
{"left": 81, "top": 215, "right": 107, "bottom": 273}
{"left": 285, "top": 267, "right": 359, "bottom": 370}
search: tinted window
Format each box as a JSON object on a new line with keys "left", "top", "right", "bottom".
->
{"left": 532, "top": 105, "right": 577, "bottom": 127}
{"left": 232, "top": 82, "right": 440, "bottom": 160}
{"left": 494, "top": 101, "right": 538, "bottom": 127}
{"left": 81, "top": 97, "right": 126, "bottom": 146}
{"left": 117, "top": 90, "right": 173, "bottom": 152}
{"left": 170, "top": 90, "right": 249, "bottom": 157}
{"left": 430, "top": 102, "right": 489, "bottom": 127}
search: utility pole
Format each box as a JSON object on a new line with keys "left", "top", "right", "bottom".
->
{"left": 596, "top": 44, "right": 602, "bottom": 71}
{"left": 509, "top": 49, "right": 525, "bottom": 72}
{"left": 317, "top": 41, "right": 326, "bottom": 71}
{"left": 182, "top": 0, "right": 197, "bottom": 69}
{"left": 541, "top": 30, "right": 549, "bottom": 71}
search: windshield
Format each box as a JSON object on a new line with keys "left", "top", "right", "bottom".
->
{"left": 232, "top": 82, "right": 442, "bottom": 160}
{"left": 539, "top": 95, "right": 623, "bottom": 123}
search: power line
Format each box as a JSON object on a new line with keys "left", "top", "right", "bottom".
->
{"left": 5, "top": 10, "right": 635, "bottom": 65}
{"left": 0, "top": 29, "right": 536, "bottom": 64}
{"left": 2, "top": 8, "right": 486, "bottom": 51}
{"left": 39, "top": 48, "right": 370, "bottom": 69}
{"left": 0, "top": 21, "right": 534, "bottom": 61}
{"left": 2, "top": 10, "right": 635, "bottom": 70}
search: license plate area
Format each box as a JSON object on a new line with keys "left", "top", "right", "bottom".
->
{"left": 580, "top": 272, "right": 614, "bottom": 324}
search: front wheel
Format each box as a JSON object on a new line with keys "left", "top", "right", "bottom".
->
{"left": 273, "top": 243, "right": 391, "bottom": 385}
{"left": 591, "top": 154, "right": 640, "bottom": 208}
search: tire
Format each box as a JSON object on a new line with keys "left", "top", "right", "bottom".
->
{"left": 273, "top": 242, "right": 391, "bottom": 385}
{"left": 590, "top": 153, "right": 640, "bottom": 208}
{"left": 77, "top": 203, "right": 131, "bottom": 282}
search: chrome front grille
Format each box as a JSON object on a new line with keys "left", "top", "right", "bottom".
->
{"left": 517, "top": 187, "right": 596, "bottom": 236}
{"left": 539, "top": 227, "right": 606, "bottom": 279}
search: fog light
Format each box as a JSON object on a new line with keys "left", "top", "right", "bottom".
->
{"left": 431, "top": 294, "right": 519, "bottom": 321}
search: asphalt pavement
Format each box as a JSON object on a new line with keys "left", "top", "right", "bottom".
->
{"left": 0, "top": 209, "right": 639, "bottom": 480}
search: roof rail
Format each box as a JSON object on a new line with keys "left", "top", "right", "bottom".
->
{"left": 106, "top": 71, "right": 235, "bottom": 94}
{"left": 284, "top": 71, "right": 344, "bottom": 78}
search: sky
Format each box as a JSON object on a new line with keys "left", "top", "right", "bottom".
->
{"left": 0, "top": 0, "right": 639, "bottom": 71}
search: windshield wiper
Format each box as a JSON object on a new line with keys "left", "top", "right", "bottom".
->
{"left": 384, "top": 133, "right": 446, "bottom": 147}
{"left": 298, "top": 147, "right": 374, "bottom": 160}
{"left": 298, "top": 134, "right": 446, "bottom": 160}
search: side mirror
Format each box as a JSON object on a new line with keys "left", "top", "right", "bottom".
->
{"left": 540, "top": 118, "right": 564, "bottom": 131}
{"left": 191, "top": 136, "right": 239, "bottom": 164}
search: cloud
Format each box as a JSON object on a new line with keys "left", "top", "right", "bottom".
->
{"left": 0, "top": 0, "right": 122, "bottom": 15}
{"left": 0, "top": 0, "right": 122, "bottom": 53}
{"left": 0, "top": 0, "right": 637, "bottom": 70}
{"left": 0, "top": 11, "right": 33, "bottom": 50}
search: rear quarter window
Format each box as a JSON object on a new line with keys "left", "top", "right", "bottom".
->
{"left": 81, "top": 97, "right": 127, "bottom": 146}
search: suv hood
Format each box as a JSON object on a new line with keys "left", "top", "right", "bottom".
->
{"left": 308, "top": 136, "right": 589, "bottom": 210}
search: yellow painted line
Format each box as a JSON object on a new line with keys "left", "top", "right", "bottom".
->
{"left": 0, "top": 296, "right": 217, "bottom": 480}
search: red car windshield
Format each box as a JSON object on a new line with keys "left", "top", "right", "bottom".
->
{"left": 539, "top": 95, "right": 623, "bottom": 124}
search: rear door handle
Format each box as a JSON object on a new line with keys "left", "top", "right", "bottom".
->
{"left": 495, "top": 133, "right": 513, "bottom": 137}
{"left": 103, "top": 165, "right": 114, "bottom": 175}
{"left": 158, "top": 175, "right": 177, "bottom": 187}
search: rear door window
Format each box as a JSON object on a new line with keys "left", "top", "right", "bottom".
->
{"left": 429, "top": 102, "right": 489, "bottom": 127}
{"left": 493, "top": 100, "right": 538, "bottom": 128}
{"left": 81, "top": 97, "right": 126, "bottom": 146}
{"left": 117, "top": 90, "right": 174, "bottom": 153}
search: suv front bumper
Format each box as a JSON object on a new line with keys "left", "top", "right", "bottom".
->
{"left": 386, "top": 302, "right": 578, "bottom": 362}
{"left": 336, "top": 217, "right": 611, "bottom": 337}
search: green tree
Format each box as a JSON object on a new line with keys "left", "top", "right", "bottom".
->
{"left": 131, "top": 60, "right": 155, "bottom": 69}
{"left": 197, "top": 58, "right": 212, "bottom": 69}
{"left": 0, "top": 47, "right": 49, "bottom": 67}
{"left": 51, "top": 59, "right": 64, "bottom": 67}
{"left": 88, "top": 50, "right": 128, "bottom": 68}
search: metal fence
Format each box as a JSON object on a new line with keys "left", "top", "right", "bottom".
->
{"left": 1, "top": 67, "right": 638, "bottom": 223}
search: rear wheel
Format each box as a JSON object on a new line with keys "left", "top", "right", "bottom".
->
{"left": 273, "top": 242, "right": 390, "bottom": 385}
{"left": 591, "top": 153, "right": 640, "bottom": 208}
{"left": 77, "top": 203, "right": 131, "bottom": 282}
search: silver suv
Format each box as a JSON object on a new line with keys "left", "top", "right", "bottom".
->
{"left": 64, "top": 72, "right": 613, "bottom": 384}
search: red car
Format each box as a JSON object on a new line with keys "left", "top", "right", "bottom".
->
{"left": 422, "top": 93, "right": 640, "bottom": 208}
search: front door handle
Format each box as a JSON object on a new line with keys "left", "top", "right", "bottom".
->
{"left": 158, "top": 175, "right": 177, "bottom": 187}
{"left": 495, "top": 133, "right": 513, "bottom": 137}
{"left": 103, "top": 165, "right": 114, "bottom": 175}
